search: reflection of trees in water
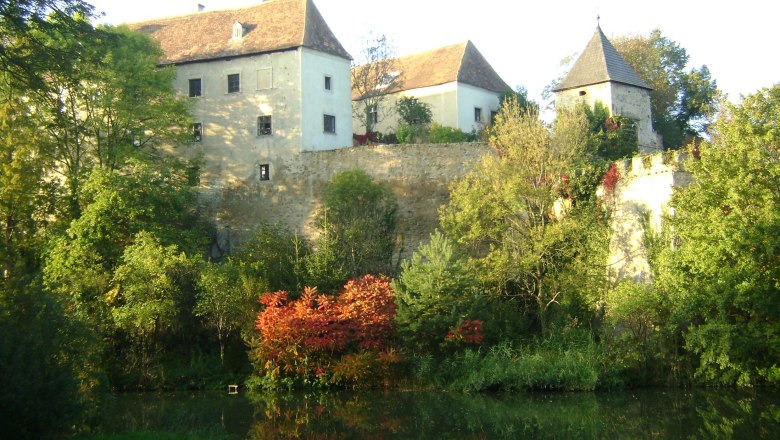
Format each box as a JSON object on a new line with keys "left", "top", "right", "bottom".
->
{"left": 246, "top": 389, "right": 780, "bottom": 439}
{"left": 95, "top": 389, "right": 780, "bottom": 438}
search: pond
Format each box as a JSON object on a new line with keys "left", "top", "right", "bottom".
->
{"left": 87, "top": 388, "right": 780, "bottom": 439}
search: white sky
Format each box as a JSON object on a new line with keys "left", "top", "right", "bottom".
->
{"left": 89, "top": 0, "right": 778, "bottom": 106}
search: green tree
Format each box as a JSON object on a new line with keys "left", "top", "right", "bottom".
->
{"left": 0, "top": 283, "right": 93, "bottom": 439}
{"left": 612, "top": 29, "right": 719, "bottom": 150}
{"left": 394, "top": 231, "right": 482, "bottom": 352}
{"left": 0, "top": 0, "right": 97, "bottom": 92}
{"left": 395, "top": 96, "right": 432, "bottom": 142}
{"left": 318, "top": 169, "right": 398, "bottom": 278}
{"left": 234, "top": 223, "right": 306, "bottom": 293}
{"left": 658, "top": 85, "right": 780, "bottom": 386}
{"left": 440, "top": 98, "right": 591, "bottom": 334}
{"left": 38, "top": 24, "right": 191, "bottom": 218}
{"left": 109, "top": 232, "right": 195, "bottom": 384}
{"left": 582, "top": 101, "right": 639, "bottom": 161}
{"left": 195, "top": 259, "right": 261, "bottom": 363}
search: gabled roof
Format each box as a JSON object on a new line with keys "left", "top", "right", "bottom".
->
{"left": 131, "top": 0, "right": 351, "bottom": 65}
{"left": 553, "top": 26, "right": 651, "bottom": 92}
{"left": 352, "top": 41, "right": 511, "bottom": 99}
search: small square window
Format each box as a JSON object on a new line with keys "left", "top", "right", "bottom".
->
{"left": 188, "top": 78, "right": 202, "bottom": 97}
{"left": 474, "top": 107, "right": 482, "bottom": 123}
{"left": 192, "top": 122, "right": 203, "bottom": 142}
{"left": 368, "top": 105, "right": 378, "bottom": 124}
{"left": 257, "top": 68, "right": 272, "bottom": 90}
{"left": 324, "top": 114, "right": 336, "bottom": 133}
{"left": 259, "top": 164, "right": 270, "bottom": 181}
{"left": 324, "top": 75, "right": 332, "bottom": 91}
{"left": 257, "top": 115, "right": 272, "bottom": 136}
{"left": 227, "top": 73, "right": 240, "bottom": 93}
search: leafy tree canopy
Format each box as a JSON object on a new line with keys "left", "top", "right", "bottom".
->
{"left": 612, "top": 29, "right": 719, "bottom": 149}
{"left": 658, "top": 85, "right": 780, "bottom": 386}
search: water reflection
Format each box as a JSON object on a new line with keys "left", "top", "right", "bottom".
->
{"left": 96, "top": 388, "right": 780, "bottom": 439}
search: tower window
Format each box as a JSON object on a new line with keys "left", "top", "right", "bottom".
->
{"left": 474, "top": 107, "right": 482, "bottom": 123}
{"left": 579, "top": 90, "right": 587, "bottom": 96}
{"left": 324, "top": 75, "right": 332, "bottom": 91}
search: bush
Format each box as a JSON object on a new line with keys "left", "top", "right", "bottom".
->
{"left": 252, "top": 275, "right": 399, "bottom": 388}
{"left": 428, "top": 123, "right": 470, "bottom": 143}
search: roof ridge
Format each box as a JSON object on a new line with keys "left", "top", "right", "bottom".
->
{"left": 454, "top": 40, "right": 470, "bottom": 83}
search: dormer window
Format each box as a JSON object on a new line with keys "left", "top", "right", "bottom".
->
{"left": 232, "top": 22, "right": 244, "bottom": 40}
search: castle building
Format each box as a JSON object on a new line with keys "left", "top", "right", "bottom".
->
{"left": 553, "top": 25, "right": 659, "bottom": 152}
{"left": 132, "top": 0, "right": 354, "bottom": 189}
{"left": 352, "top": 41, "right": 511, "bottom": 135}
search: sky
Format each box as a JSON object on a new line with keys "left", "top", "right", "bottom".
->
{"left": 88, "top": 0, "right": 778, "bottom": 107}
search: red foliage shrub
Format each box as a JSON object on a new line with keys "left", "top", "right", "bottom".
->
{"left": 446, "top": 320, "right": 484, "bottom": 345}
{"left": 602, "top": 162, "right": 620, "bottom": 194}
{"left": 254, "top": 275, "right": 397, "bottom": 385}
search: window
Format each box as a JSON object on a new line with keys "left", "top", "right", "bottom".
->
{"left": 232, "top": 22, "right": 244, "bottom": 40}
{"left": 257, "top": 68, "right": 272, "bottom": 90}
{"left": 324, "top": 114, "right": 336, "bottom": 133}
{"left": 227, "top": 73, "right": 240, "bottom": 93}
{"left": 324, "top": 75, "right": 332, "bottom": 91}
{"left": 490, "top": 111, "right": 498, "bottom": 125}
{"left": 192, "top": 122, "right": 203, "bottom": 142}
{"left": 188, "top": 78, "right": 202, "bottom": 97}
{"left": 579, "top": 90, "right": 587, "bottom": 96}
{"left": 259, "top": 164, "right": 270, "bottom": 181}
{"left": 368, "top": 104, "right": 378, "bottom": 124}
{"left": 257, "top": 115, "right": 272, "bottom": 136}
{"left": 474, "top": 107, "right": 482, "bottom": 123}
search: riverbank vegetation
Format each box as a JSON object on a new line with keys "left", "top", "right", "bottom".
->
{"left": 1, "top": 2, "right": 777, "bottom": 438}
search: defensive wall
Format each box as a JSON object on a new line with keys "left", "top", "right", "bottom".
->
{"left": 205, "top": 141, "right": 692, "bottom": 282}
{"left": 207, "top": 142, "right": 493, "bottom": 260}
{"left": 607, "top": 151, "right": 694, "bottom": 282}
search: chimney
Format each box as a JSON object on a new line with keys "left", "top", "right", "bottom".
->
{"left": 197, "top": 4, "right": 205, "bottom": 12}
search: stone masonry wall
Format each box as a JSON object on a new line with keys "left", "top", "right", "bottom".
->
{"left": 207, "top": 142, "right": 493, "bottom": 259}
{"left": 607, "top": 151, "right": 693, "bottom": 281}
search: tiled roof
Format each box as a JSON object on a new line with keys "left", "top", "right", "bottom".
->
{"left": 553, "top": 26, "right": 651, "bottom": 92}
{"left": 352, "top": 41, "right": 511, "bottom": 99}
{"left": 130, "top": 0, "right": 351, "bottom": 65}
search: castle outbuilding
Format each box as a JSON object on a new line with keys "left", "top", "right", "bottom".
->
{"left": 553, "top": 26, "right": 659, "bottom": 152}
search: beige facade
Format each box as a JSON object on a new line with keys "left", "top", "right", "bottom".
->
{"left": 555, "top": 82, "right": 657, "bottom": 152}
{"left": 174, "top": 47, "right": 352, "bottom": 190}
{"left": 357, "top": 82, "right": 502, "bottom": 135}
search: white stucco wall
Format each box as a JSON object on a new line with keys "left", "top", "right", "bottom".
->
{"left": 456, "top": 83, "right": 502, "bottom": 133}
{"left": 352, "top": 82, "right": 501, "bottom": 135}
{"left": 300, "top": 47, "right": 353, "bottom": 151}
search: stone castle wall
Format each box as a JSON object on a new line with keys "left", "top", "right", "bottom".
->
{"left": 207, "top": 142, "right": 493, "bottom": 259}
{"left": 204, "top": 141, "right": 691, "bottom": 283}
{"left": 607, "top": 151, "right": 693, "bottom": 281}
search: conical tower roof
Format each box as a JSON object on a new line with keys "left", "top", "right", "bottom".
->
{"left": 553, "top": 26, "right": 650, "bottom": 92}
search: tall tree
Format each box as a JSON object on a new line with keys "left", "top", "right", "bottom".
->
{"left": 612, "top": 29, "right": 719, "bottom": 150}
{"left": 657, "top": 85, "right": 780, "bottom": 386}
{"left": 440, "top": 98, "right": 592, "bottom": 333}
{"left": 317, "top": 169, "right": 397, "bottom": 278}
{"left": 351, "top": 33, "right": 401, "bottom": 134}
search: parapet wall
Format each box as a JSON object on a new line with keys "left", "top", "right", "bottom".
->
{"left": 607, "top": 151, "right": 693, "bottom": 281}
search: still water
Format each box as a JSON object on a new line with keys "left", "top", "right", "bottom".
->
{"left": 93, "top": 388, "right": 780, "bottom": 439}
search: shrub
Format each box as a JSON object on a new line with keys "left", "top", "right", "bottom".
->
{"left": 252, "top": 275, "right": 398, "bottom": 388}
{"left": 428, "top": 123, "right": 470, "bottom": 143}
